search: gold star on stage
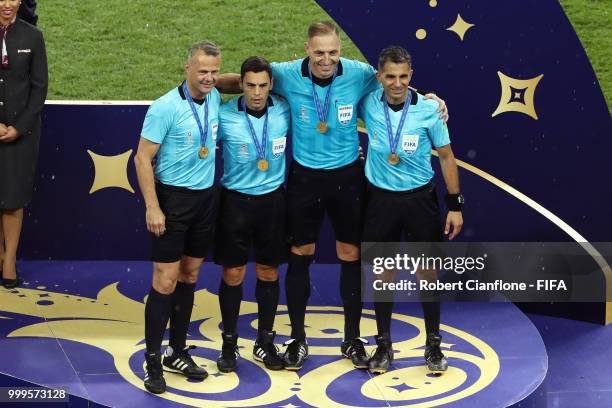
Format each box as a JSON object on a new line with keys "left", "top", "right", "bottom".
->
{"left": 492, "top": 71, "right": 544, "bottom": 120}
{"left": 87, "top": 149, "right": 135, "bottom": 194}
{"left": 447, "top": 14, "right": 474, "bottom": 41}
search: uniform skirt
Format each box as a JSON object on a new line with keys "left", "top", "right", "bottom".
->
{"left": 0, "top": 121, "right": 40, "bottom": 209}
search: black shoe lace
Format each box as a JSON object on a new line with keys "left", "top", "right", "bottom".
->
{"left": 179, "top": 345, "right": 198, "bottom": 367}
{"left": 284, "top": 340, "right": 301, "bottom": 360}
{"left": 261, "top": 342, "right": 281, "bottom": 361}
{"left": 373, "top": 345, "right": 389, "bottom": 360}
{"left": 221, "top": 342, "right": 238, "bottom": 358}
{"left": 263, "top": 342, "right": 280, "bottom": 355}
{"left": 351, "top": 339, "right": 367, "bottom": 357}
{"left": 426, "top": 345, "right": 444, "bottom": 362}
{"left": 146, "top": 362, "right": 162, "bottom": 377}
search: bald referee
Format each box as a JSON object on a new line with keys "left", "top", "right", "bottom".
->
{"left": 359, "top": 46, "right": 463, "bottom": 374}
{"left": 214, "top": 56, "right": 290, "bottom": 373}
{"left": 134, "top": 41, "right": 222, "bottom": 394}
{"left": 217, "top": 21, "right": 449, "bottom": 371}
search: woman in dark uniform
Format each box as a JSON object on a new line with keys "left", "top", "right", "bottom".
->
{"left": 0, "top": 0, "right": 48, "bottom": 288}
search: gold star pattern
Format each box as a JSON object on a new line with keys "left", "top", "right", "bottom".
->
{"left": 492, "top": 71, "right": 544, "bottom": 120}
{"left": 447, "top": 14, "right": 475, "bottom": 41}
{"left": 416, "top": 28, "right": 427, "bottom": 40}
{"left": 87, "top": 149, "right": 135, "bottom": 194}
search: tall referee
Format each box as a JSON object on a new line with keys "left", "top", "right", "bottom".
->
{"left": 359, "top": 46, "right": 463, "bottom": 374}
{"left": 269, "top": 23, "right": 450, "bottom": 371}
{"left": 214, "top": 57, "right": 290, "bottom": 373}
{"left": 134, "top": 41, "right": 222, "bottom": 394}
{"left": 217, "top": 22, "right": 449, "bottom": 371}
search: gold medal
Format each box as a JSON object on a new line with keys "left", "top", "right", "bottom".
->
{"left": 257, "top": 159, "right": 269, "bottom": 171}
{"left": 388, "top": 152, "right": 400, "bottom": 165}
{"left": 199, "top": 146, "right": 209, "bottom": 159}
{"left": 317, "top": 121, "right": 328, "bottom": 134}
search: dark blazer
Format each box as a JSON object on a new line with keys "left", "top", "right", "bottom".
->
{"left": 0, "top": 18, "right": 48, "bottom": 137}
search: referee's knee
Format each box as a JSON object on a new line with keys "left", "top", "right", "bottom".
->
{"left": 291, "top": 243, "right": 316, "bottom": 256}
{"left": 336, "top": 241, "right": 360, "bottom": 261}
{"left": 152, "top": 262, "right": 180, "bottom": 294}
{"left": 222, "top": 266, "right": 247, "bottom": 286}
{"left": 255, "top": 264, "right": 278, "bottom": 281}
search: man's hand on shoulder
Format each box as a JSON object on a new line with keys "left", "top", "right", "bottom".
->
{"left": 424, "top": 93, "right": 449, "bottom": 123}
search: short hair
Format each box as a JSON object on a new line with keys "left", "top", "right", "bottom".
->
{"left": 308, "top": 21, "right": 339, "bottom": 38}
{"left": 187, "top": 40, "right": 220, "bottom": 62}
{"left": 240, "top": 56, "right": 272, "bottom": 80}
{"left": 378, "top": 46, "right": 412, "bottom": 71}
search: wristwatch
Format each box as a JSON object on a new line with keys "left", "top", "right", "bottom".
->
{"left": 445, "top": 193, "right": 464, "bottom": 211}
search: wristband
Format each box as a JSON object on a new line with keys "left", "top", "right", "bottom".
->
{"left": 445, "top": 193, "right": 464, "bottom": 211}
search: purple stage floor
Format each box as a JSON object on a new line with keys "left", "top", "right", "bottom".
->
{"left": 0, "top": 261, "right": 561, "bottom": 407}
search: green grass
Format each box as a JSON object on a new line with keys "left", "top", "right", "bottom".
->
{"left": 38, "top": 0, "right": 365, "bottom": 100}
{"left": 39, "top": 1, "right": 610, "bottom": 111}
{"left": 559, "top": 0, "right": 611, "bottom": 112}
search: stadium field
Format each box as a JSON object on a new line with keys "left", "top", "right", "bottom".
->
{"left": 39, "top": 0, "right": 610, "bottom": 111}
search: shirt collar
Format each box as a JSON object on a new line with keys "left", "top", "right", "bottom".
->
{"left": 177, "top": 84, "right": 207, "bottom": 104}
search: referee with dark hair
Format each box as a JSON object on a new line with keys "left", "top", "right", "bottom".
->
{"left": 134, "top": 40, "right": 222, "bottom": 394}
{"left": 359, "top": 46, "right": 463, "bottom": 374}
{"left": 216, "top": 21, "right": 449, "bottom": 372}
{"left": 214, "top": 56, "right": 290, "bottom": 373}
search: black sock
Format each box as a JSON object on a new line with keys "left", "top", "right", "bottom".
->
{"left": 285, "top": 253, "right": 313, "bottom": 340}
{"left": 340, "top": 259, "right": 362, "bottom": 340}
{"left": 421, "top": 301, "right": 440, "bottom": 336}
{"left": 219, "top": 280, "right": 243, "bottom": 334}
{"left": 145, "top": 287, "right": 173, "bottom": 353}
{"left": 374, "top": 301, "right": 393, "bottom": 338}
{"left": 256, "top": 278, "right": 279, "bottom": 332}
{"left": 169, "top": 281, "right": 196, "bottom": 351}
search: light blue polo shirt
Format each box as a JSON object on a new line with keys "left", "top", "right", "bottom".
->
{"left": 141, "top": 85, "right": 221, "bottom": 190}
{"left": 271, "top": 57, "right": 379, "bottom": 169}
{"left": 218, "top": 95, "right": 290, "bottom": 195}
{"left": 359, "top": 89, "right": 451, "bottom": 191}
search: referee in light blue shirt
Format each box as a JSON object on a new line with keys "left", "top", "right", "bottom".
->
{"left": 215, "top": 21, "right": 450, "bottom": 372}
{"left": 359, "top": 46, "right": 464, "bottom": 375}
{"left": 214, "top": 57, "right": 290, "bottom": 374}
{"left": 134, "top": 40, "right": 222, "bottom": 394}
{"left": 269, "top": 22, "right": 379, "bottom": 370}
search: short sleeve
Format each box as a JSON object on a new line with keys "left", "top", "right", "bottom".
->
{"left": 277, "top": 97, "right": 291, "bottom": 116}
{"left": 357, "top": 61, "right": 381, "bottom": 97}
{"left": 428, "top": 110, "right": 451, "bottom": 148}
{"left": 357, "top": 94, "right": 368, "bottom": 120}
{"left": 271, "top": 61, "right": 294, "bottom": 97}
{"left": 217, "top": 100, "right": 235, "bottom": 142}
{"left": 141, "top": 99, "right": 173, "bottom": 144}
{"left": 211, "top": 87, "right": 222, "bottom": 108}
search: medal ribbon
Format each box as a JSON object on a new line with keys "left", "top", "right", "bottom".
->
{"left": 242, "top": 97, "right": 269, "bottom": 161}
{"left": 308, "top": 64, "right": 337, "bottom": 125}
{"left": 182, "top": 81, "right": 209, "bottom": 149}
{"left": 383, "top": 90, "right": 411, "bottom": 155}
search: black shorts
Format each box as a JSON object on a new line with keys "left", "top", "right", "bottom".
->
{"left": 362, "top": 182, "right": 444, "bottom": 243}
{"left": 287, "top": 160, "right": 365, "bottom": 246}
{"left": 151, "top": 182, "right": 217, "bottom": 263}
{"left": 214, "top": 187, "right": 288, "bottom": 268}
